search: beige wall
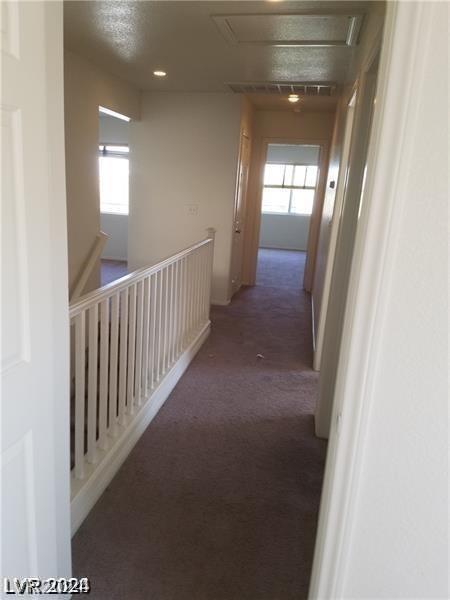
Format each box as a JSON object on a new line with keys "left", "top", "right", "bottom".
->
{"left": 64, "top": 51, "right": 140, "bottom": 294}
{"left": 128, "top": 92, "right": 241, "bottom": 305}
{"left": 242, "top": 110, "right": 335, "bottom": 285}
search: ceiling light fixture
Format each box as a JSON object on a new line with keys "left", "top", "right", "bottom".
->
{"left": 288, "top": 94, "right": 300, "bottom": 103}
{"left": 153, "top": 70, "right": 167, "bottom": 77}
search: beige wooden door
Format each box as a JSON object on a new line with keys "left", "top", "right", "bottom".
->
{"left": 230, "top": 133, "right": 251, "bottom": 297}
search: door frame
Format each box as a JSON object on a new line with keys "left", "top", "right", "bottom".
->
{"left": 229, "top": 130, "right": 251, "bottom": 299}
{"left": 242, "top": 136, "right": 329, "bottom": 288}
{"left": 312, "top": 85, "right": 357, "bottom": 371}
{"left": 308, "top": 2, "right": 435, "bottom": 596}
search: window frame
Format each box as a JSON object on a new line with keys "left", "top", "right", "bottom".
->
{"left": 261, "top": 162, "right": 318, "bottom": 216}
{"left": 98, "top": 144, "right": 130, "bottom": 215}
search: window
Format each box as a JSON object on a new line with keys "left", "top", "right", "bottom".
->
{"left": 261, "top": 163, "right": 318, "bottom": 215}
{"left": 99, "top": 144, "right": 129, "bottom": 215}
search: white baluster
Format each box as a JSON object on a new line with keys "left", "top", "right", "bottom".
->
{"left": 187, "top": 253, "right": 193, "bottom": 339}
{"left": 204, "top": 244, "right": 209, "bottom": 322}
{"left": 74, "top": 311, "right": 86, "bottom": 479}
{"left": 98, "top": 299, "right": 109, "bottom": 450}
{"left": 142, "top": 277, "right": 150, "bottom": 399}
{"left": 164, "top": 266, "right": 170, "bottom": 373}
{"left": 169, "top": 262, "right": 175, "bottom": 365}
{"left": 108, "top": 293, "right": 119, "bottom": 437}
{"left": 135, "top": 281, "right": 144, "bottom": 408}
{"left": 149, "top": 273, "right": 157, "bottom": 389}
{"left": 118, "top": 289, "right": 128, "bottom": 425}
{"left": 165, "top": 264, "right": 172, "bottom": 370}
{"left": 195, "top": 249, "right": 201, "bottom": 328}
{"left": 173, "top": 260, "right": 179, "bottom": 362}
{"left": 181, "top": 256, "right": 188, "bottom": 349}
{"left": 127, "top": 284, "right": 137, "bottom": 415}
{"left": 87, "top": 304, "right": 98, "bottom": 464}
{"left": 200, "top": 245, "right": 206, "bottom": 325}
{"left": 177, "top": 258, "right": 184, "bottom": 355}
{"left": 156, "top": 269, "right": 163, "bottom": 382}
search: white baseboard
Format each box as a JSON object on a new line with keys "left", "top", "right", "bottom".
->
{"left": 101, "top": 256, "right": 128, "bottom": 262}
{"left": 70, "top": 321, "right": 210, "bottom": 536}
{"left": 211, "top": 298, "right": 230, "bottom": 306}
{"left": 259, "top": 245, "right": 306, "bottom": 252}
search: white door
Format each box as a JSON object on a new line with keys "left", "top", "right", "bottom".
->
{"left": 315, "top": 53, "right": 380, "bottom": 439}
{"left": 313, "top": 93, "right": 357, "bottom": 371}
{"left": 1, "top": 0, "right": 71, "bottom": 588}
{"left": 230, "top": 133, "right": 250, "bottom": 297}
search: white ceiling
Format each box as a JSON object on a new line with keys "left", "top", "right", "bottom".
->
{"left": 63, "top": 1, "right": 378, "bottom": 94}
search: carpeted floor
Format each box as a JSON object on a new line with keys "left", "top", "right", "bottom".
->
{"left": 101, "top": 259, "right": 128, "bottom": 286}
{"left": 73, "top": 248, "right": 327, "bottom": 600}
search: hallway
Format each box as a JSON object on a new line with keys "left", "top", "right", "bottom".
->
{"left": 73, "top": 249, "right": 327, "bottom": 600}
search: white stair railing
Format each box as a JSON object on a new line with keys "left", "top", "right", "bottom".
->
{"left": 69, "top": 230, "right": 215, "bottom": 521}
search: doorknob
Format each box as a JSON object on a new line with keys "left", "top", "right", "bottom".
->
{"left": 235, "top": 229, "right": 241, "bottom": 234}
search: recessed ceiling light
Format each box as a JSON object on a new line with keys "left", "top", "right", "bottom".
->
{"left": 288, "top": 94, "right": 300, "bottom": 103}
{"left": 153, "top": 70, "right": 167, "bottom": 77}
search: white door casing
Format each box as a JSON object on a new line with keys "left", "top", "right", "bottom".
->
{"left": 314, "top": 44, "right": 380, "bottom": 439}
{"left": 230, "top": 132, "right": 250, "bottom": 297}
{"left": 313, "top": 92, "right": 357, "bottom": 372}
{"left": 1, "top": 0, "right": 71, "bottom": 588}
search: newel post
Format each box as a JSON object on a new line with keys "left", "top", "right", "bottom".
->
{"left": 206, "top": 227, "right": 216, "bottom": 243}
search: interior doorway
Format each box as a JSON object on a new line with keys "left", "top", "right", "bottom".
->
{"left": 313, "top": 91, "right": 357, "bottom": 371}
{"left": 315, "top": 50, "right": 381, "bottom": 439}
{"left": 98, "top": 106, "right": 130, "bottom": 286}
{"left": 256, "top": 143, "right": 321, "bottom": 287}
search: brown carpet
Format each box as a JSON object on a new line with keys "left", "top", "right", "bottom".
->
{"left": 73, "top": 249, "right": 327, "bottom": 600}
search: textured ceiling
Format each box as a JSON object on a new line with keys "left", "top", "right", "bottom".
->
{"left": 63, "top": 1, "right": 377, "bottom": 93}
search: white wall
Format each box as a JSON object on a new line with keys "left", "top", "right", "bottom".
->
{"left": 64, "top": 52, "right": 139, "bottom": 293}
{"left": 341, "top": 4, "right": 448, "bottom": 595}
{"left": 99, "top": 113, "right": 129, "bottom": 261}
{"left": 99, "top": 113, "right": 129, "bottom": 144}
{"left": 100, "top": 214, "right": 128, "bottom": 261}
{"left": 310, "top": 4, "right": 448, "bottom": 597}
{"left": 259, "top": 214, "right": 310, "bottom": 251}
{"left": 266, "top": 143, "right": 320, "bottom": 164}
{"left": 128, "top": 92, "right": 241, "bottom": 305}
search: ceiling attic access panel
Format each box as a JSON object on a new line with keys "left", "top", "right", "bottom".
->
{"left": 212, "top": 13, "right": 363, "bottom": 47}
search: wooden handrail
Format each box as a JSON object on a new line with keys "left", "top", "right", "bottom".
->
{"left": 69, "top": 234, "right": 214, "bottom": 318}
{"left": 70, "top": 231, "right": 109, "bottom": 302}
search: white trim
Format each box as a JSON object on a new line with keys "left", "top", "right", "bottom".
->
{"left": 101, "top": 255, "right": 128, "bottom": 262}
{"left": 211, "top": 298, "right": 231, "bottom": 306}
{"left": 70, "top": 322, "right": 210, "bottom": 535}
{"left": 311, "top": 294, "right": 316, "bottom": 354}
{"left": 312, "top": 84, "right": 357, "bottom": 372}
{"left": 99, "top": 106, "right": 131, "bottom": 122}
{"left": 309, "top": 2, "right": 434, "bottom": 597}
{"left": 259, "top": 244, "right": 306, "bottom": 252}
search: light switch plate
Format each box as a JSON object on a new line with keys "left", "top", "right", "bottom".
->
{"left": 187, "top": 204, "right": 199, "bottom": 216}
